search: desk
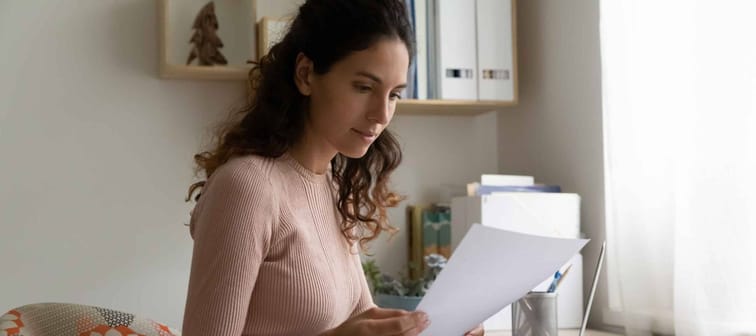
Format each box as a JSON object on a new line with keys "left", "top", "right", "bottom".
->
{"left": 487, "top": 329, "right": 620, "bottom": 336}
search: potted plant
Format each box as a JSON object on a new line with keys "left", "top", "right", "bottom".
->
{"left": 362, "top": 254, "right": 447, "bottom": 311}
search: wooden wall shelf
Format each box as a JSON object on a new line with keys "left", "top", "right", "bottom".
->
{"left": 159, "top": 64, "right": 251, "bottom": 81}
{"left": 397, "top": 99, "right": 517, "bottom": 115}
{"left": 157, "top": 0, "right": 518, "bottom": 114}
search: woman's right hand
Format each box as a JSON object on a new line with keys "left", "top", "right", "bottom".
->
{"left": 323, "top": 307, "right": 430, "bottom": 336}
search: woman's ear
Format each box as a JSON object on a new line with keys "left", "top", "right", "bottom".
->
{"left": 294, "top": 52, "right": 314, "bottom": 96}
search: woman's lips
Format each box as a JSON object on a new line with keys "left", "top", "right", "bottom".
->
{"left": 352, "top": 128, "right": 378, "bottom": 142}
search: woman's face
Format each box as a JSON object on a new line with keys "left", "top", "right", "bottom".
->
{"left": 295, "top": 37, "right": 410, "bottom": 159}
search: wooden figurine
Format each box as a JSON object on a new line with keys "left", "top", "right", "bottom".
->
{"left": 186, "top": 2, "right": 228, "bottom": 66}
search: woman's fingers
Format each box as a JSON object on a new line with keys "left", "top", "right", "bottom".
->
{"left": 361, "top": 309, "right": 429, "bottom": 335}
{"left": 337, "top": 307, "right": 430, "bottom": 336}
{"left": 362, "top": 307, "right": 412, "bottom": 319}
{"left": 464, "top": 323, "right": 485, "bottom": 336}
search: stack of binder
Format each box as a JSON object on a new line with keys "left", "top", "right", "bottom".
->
{"left": 415, "top": 0, "right": 515, "bottom": 101}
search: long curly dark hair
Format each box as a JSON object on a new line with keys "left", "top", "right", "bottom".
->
{"left": 187, "top": 0, "right": 415, "bottom": 250}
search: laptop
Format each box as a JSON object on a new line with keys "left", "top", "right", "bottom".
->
{"left": 579, "top": 240, "right": 607, "bottom": 336}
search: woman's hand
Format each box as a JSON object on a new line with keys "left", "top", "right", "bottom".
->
{"left": 464, "top": 324, "right": 485, "bottom": 336}
{"left": 322, "top": 307, "right": 430, "bottom": 336}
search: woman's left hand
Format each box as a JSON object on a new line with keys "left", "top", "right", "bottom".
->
{"left": 464, "top": 324, "right": 484, "bottom": 336}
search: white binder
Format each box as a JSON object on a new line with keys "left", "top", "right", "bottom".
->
{"left": 430, "top": 0, "right": 478, "bottom": 100}
{"left": 450, "top": 193, "right": 584, "bottom": 330}
{"left": 413, "top": 0, "right": 428, "bottom": 99}
{"left": 451, "top": 193, "right": 581, "bottom": 245}
{"left": 476, "top": 0, "right": 515, "bottom": 101}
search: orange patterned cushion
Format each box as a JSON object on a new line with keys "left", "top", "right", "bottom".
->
{"left": 1, "top": 303, "right": 180, "bottom": 336}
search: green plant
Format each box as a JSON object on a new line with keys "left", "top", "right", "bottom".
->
{"left": 362, "top": 254, "right": 447, "bottom": 297}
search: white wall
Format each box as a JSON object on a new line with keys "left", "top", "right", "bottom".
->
{"left": 0, "top": 0, "right": 239, "bottom": 328}
{"left": 0, "top": 0, "right": 498, "bottom": 328}
{"left": 497, "top": 0, "right": 613, "bottom": 331}
{"left": 374, "top": 112, "right": 499, "bottom": 277}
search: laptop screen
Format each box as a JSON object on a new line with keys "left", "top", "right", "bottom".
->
{"left": 579, "top": 241, "right": 607, "bottom": 336}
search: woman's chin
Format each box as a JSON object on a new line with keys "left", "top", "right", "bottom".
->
{"left": 339, "top": 146, "right": 370, "bottom": 159}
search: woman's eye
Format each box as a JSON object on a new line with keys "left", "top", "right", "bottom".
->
{"left": 355, "top": 85, "right": 372, "bottom": 93}
{"left": 390, "top": 92, "right": 402, "bottom": 100}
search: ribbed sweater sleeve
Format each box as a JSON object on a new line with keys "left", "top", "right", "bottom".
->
{"left": 182, "top": 161, "right": 277, "bottom": 336}
{"left": 352, "top": 254, "right": 378, "bottom": 317}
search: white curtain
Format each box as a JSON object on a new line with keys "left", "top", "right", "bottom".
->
{"left": 600, "top": 1, "right": 756, "bottom": 335}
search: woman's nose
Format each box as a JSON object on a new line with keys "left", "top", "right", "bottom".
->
{"left": 367, "top": 95, "right": 391, "bottom": 124}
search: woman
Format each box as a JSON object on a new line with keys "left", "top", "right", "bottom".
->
{"left": 182, "top": 1, "right": 484, "bottom": 335}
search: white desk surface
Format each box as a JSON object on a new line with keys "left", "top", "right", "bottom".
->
{"left": 487, "top": 329, "right": 620, "bottom": 336}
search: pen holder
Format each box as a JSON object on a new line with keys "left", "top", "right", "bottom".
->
{"left": 511, "top": 291, "right": 558, "bottom": 336}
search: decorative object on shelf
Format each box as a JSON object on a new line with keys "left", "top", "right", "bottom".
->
{"left": 186, "top": 1, "right": 228, "bottom": 66}
{"left": 362, "top": 253, "right": 447, "bottom": 311}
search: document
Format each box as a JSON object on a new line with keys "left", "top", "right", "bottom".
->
{"left": 417, "top": 224, "right": 588, "bottom": 335}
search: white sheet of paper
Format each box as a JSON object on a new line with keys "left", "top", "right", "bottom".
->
{"left": 416, "top": 224, "right": 589, "bottom": 335}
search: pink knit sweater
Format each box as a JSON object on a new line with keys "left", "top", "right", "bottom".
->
{"left": 182, "top": 154, "right": 375, "bottom": 336}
